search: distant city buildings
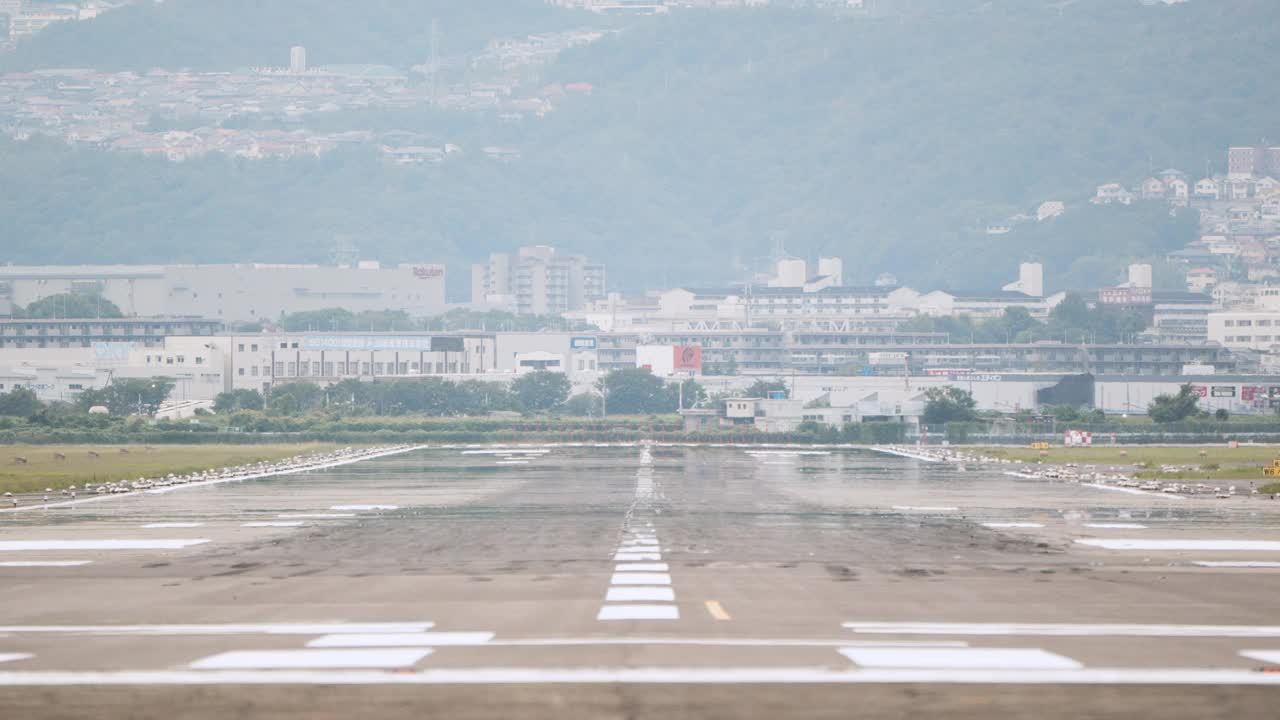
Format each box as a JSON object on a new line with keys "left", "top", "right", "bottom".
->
{"left": 471, "top": 245, "right": 606, "bottom": 316}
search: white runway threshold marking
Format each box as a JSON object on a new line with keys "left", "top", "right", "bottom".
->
{"left": 597, "top": 605, "right": 680, "bottom": 621}
{"left": 1240, "top": 650, "right": 1280, "bottom": 665}
{"left": 982, "top": 523, "right": 1044, "bottom": 529}
{"left": 839, "top": 647, "right": 1082, "bottom": 671}
{"left": 141, "top": 523, "right": 205, "bottom": 529}
{"left": 0, "top": 540, "right": 209, "bottom": 552}
{"left": 610, "top": 573, "right": 671, "bottom": 586}
{"left": 607, "top": 587, "right": 676, "bottom": 602}
{"left": 307, "top": 633, "right": 494, "bottom": 648}
{"left": 0, "top": 560, "right": 93, "bottom": 567}
{"left": 190, "top": 649, "right": 432, "bottom": 670}
{"left": 0, "top": 623, "right": 435, "bottom": 636}
{"left": 843, "top": 622, "right": 1280, "bottom": 638}
{"left": 615, "top": 563, "right": 669, "bottom": 572}
{"left": 1193, "top": 561, "right": 1280, "bottom": 568}
{"left": 5, "top": 667, "right": 1280, "bottom": 686}
{"left": 242, "top": 521, "right": 305, "bottom": 528}
{"left": 1083, "top": 523, "right": 1148, "bottom": 529}
{"left": 1076, "top": 539, "right": 1280, "bottom": 551}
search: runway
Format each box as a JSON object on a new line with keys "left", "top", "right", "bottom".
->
{"left": 1, "top": 444, "right": 1278, "bottom": 718}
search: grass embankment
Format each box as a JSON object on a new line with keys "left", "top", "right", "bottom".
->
{"left": 0, "top": 443, "right": 340, "bottom": 494}
{"left": 978, "top": 446, "right": 1280, "bottom": 482}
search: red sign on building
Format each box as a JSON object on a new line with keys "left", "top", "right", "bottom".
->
{"left": 673, "top": 345, "right": 703, "bottom": 373}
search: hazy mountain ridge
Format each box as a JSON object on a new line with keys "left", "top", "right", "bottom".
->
{"left": 1, "top": 0, "right": 1276, "bottom": 293}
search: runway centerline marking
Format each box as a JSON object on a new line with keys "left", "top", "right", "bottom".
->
{"left": 705, "top": 600, "right": 732, "bottom": 621}
{"left": 0, "top": 654, "right": 32, "bottom": 665}
{"left": 614, "top": 552, "right": 662, "bottom": 561}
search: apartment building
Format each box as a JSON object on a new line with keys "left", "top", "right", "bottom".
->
{"left": 471, "top": 245, "right": 605, "bottom": 315}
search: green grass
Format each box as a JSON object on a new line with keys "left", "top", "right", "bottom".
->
{"left": 0, "top": 443, "right": 341, "bottom": 494}
{"left": 977, "top": 445, "right": 1280, "bottom": 482}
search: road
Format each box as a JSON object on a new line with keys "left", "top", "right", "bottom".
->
{"left": 0, "top": 444, "right": 1278, "bottom": 718}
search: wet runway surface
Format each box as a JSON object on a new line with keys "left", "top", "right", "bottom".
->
{"left": 1, "top": 445, "right": 1279, "bottom": 718}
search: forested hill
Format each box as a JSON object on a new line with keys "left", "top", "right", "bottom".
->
{"left": 1, "top": 0, "right": 1278, "bottom": 292}
{"left": 0, "top": 0, "right": 584, "bottom": 71}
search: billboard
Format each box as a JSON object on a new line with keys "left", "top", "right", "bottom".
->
{"left": 301, "top": 335, "right": 436, "bottom": 352}
{"left": 1211, "top": 386, "right": 1237, "bottom": 398}
{"left": 570, "top": 336, "right": 598, "bottom": 350}
{"left": 430, "top": 336, "right": 465, "bottom": 352}
{"left": 412, "top": 265, "right": 444, "bottom": 280}
{"left": 673, "top": 345, "right": 702, "bottom": 373}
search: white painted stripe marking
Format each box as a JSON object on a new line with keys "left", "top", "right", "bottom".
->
{"left": 618, "top": 546, "right": 662, "bottom": 554}
{"left": 839, "top": 647, "right": 1081, "bottom": 670}
{"left": 615, "top": 563, "right": 669, "bottom": 572}
{"left": 610, "top": 573, "right": 671, "bottom": 586}
{"left": 1084, "top": 523, "right": 1148, "bottom": 529}
{"left": 7, "top": 667, "right": 1280, "bottom": 685}
{"left": 190, "top": 649, "right": 431, "bottom": 670}
{"left": 0, "top": 561, "right": 92, "bottom": 567}
{"left": 141, "top": 523, "right": 204, "bottom": 529}
{"left": 597, "top": 605, "right": 680, "bottom": 621}
{"left": 1240, "top": 650, "right": 1280, "bottom": 665}
{"left": 614, "top": 552, "right": 662, "bottom": 561}
{"left": 606, "top": 587, "right": 676, "bottom": 602}
{"left": 1194, "top": 561, "right": 1280, "bottom": 568}
{"left": 242, "top": 521, "right": 305, "bottom": 528}
{"left": 843, "top": 622, "right": 1280, "bottom": 637}
{"left": 1076, "top": 539, "right": 1280, "bottom": 551}
{"left": 892, "top": 506, "right": 959, "bottom": 512}
{"left": 0, "top": 655, "right": 31, "bottom": 665}
{"left": 330, "top": 505, "right": 399, "bottom": 511}
{"left": 307, "top": 633, "right": 494, "bottom": 648}
{"left": 982, "top": 523, "right": 1044, "bottom": 529}
{"left": 1082, "top": 483, "right": 1184, "bottom": 499}
{"left": 0, "top": 623, "right": 434, "bottom": 636}
{"left": 277, "top": 514, "right": 356, "bottom": 519}
{"left": 0, "top": 540, "right": 209, "bottom": 552}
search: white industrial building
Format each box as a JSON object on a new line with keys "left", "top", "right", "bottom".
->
{"left": 0, "top": 262, "right": 447, "bottom": 323}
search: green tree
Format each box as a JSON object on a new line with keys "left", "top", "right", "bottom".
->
{"left": 1147, "top": 383, "right": 1200, "bottom": 423}
{"left": 599, "top": 368, "right": 675, "bottom": 414}
{"left": 76, "top": 378, "right": 174, "bottom": 416}
{"left": 561, "top": 392, "right": 602, "bottom": 417}
{"left": 18, "top": 292, "right": 124, "bottom": 319}
{"left": 0, "top": 386, "right": 42, "bottom": 417}
{"left": 511, "top": 370, "right": 571, "bottom": 412}
{"left": 745, "top": 379, "right": 788, "bottom": 399}
{"left": 267, "top": 382, "right": 325, "bottom": 415}
{"left": 668, "top": 378, "right": 707, "bottom": 410}
{"left": 922, "top": 386, "right": 978, "bottom": 425}
{"left": 213, "top": 388, "right": 265, "bottom": 413}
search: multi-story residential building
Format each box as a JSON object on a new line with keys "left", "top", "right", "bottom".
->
{"left": 1207, "top": 310, "right": 1280, "bottom": 352}
{"left": 1228, "top": 146, "right": 1280, "bottom": 179}
{"left": 471, "top": 245, "right": 605, "bottom": 315}
{"left": 0, "top": 262, "right": 447, "bottom": 323}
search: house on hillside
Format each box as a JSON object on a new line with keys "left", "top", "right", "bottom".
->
{"left": 1195, "top": 177, "right": 1221, "bottom": 199}
{"left": 1093, "top": 183, "right": 1134, "bottom": 205}
{"left": 1141, "top": 177, "right": 1166, "bottom": 199}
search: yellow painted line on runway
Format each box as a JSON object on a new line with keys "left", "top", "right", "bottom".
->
{"left": 705, "top": 600, "right": 731, "bottom": 621}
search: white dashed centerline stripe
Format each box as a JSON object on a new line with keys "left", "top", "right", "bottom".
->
{"left": 597, "top": 605, "right": 680, "bottom": 621}
{"left": 614, "top": 552, "right": 662, "bottom": 562}
{"left": 615, "top": 563, "right": 668, "bottom": 572}
{"left": 597, "top": 444, "right": 681, "bottom": 622}
{"left": 0, "top": 654, "right": 31, "bottom": 665}
{"left": 610, "top": 573, "right": 671, "bottom": 586}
